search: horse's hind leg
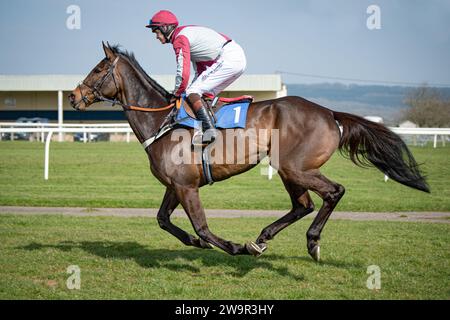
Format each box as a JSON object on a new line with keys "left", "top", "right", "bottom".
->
{"left": 174, "top": 185, "right": 250, "bottom": 255}
{"left": 157, "top": 188, "right": 213, "bottom": 249}
{"left": 292, "top": 169, "right": 345, "bottom": 261}
{"left": 254, "top": 180, "right": 315, "bottom": 253}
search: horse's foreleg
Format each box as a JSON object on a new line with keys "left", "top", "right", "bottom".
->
{"left": 174, "top": 185, "right": 250, "bottom": 255}
{"left": 157, "top": 188, "right": 213, "bottom": 249}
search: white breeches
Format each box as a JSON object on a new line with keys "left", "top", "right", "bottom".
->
{"left": 186, "top": 41, "right": 247, "bottom": 97}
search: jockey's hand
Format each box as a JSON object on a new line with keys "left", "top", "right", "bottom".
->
{"left": 169, "top": 95, "right": 178, "bottom": 105}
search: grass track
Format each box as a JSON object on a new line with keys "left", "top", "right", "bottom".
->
{"left": 0, "top": 214, "right": 448, "bottom": 299}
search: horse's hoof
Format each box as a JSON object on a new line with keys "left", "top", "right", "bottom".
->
{"left": 246, "top": 241, "right": 267, "bottom": 257}
{"left": 309, "top": 245, "right": 321, "bottom": 262}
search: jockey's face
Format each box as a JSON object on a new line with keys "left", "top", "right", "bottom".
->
{"left": 153, "top": 29, "right": 167, "bottom": 44}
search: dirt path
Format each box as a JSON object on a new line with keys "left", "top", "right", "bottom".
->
{"left": 0, "top": 206, "right": 449, "bottom": 224}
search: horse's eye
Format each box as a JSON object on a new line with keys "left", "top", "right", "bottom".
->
{"left": 94, "top": 68, "right": 102, "bottom": 74}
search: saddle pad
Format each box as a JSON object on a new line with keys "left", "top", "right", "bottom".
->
{"left": 175, "top": 100, "right": 251, "bottom": 129}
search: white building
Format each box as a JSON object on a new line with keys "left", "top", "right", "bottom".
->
{"left": 399, "top": 120, "right": 418, "bottom": 128}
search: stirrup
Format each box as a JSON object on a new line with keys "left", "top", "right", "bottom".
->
{"left": 202, "top": 128, "right": 217, "bottom": 143}
{"left": 191, "top": 129, "right": 217, "bottom": 147}
{"left": 192, "top": 130, "right": 205, "bottom": 147}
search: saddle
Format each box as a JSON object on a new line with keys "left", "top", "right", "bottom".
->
{"left": 165, "top": 94, "right": 254, "bottom": 186}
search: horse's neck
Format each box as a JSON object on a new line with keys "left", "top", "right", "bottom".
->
{"left": 120, "top": 64, "right": 169, "bottom": 143}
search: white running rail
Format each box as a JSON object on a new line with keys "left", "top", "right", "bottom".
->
{"left": 0, "top": 123, "right": 449, "bottom": 180}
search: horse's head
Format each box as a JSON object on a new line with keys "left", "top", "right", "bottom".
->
{"left": 69, "top": 42, "right": 121, "bottom": 111}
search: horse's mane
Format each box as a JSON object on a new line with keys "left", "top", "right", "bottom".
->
{"left": 109, "top": 44, "right": 171, "bottom": 100}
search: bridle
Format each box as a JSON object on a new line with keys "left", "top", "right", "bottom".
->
{"left": 73, "top": 56, "right": 121, "bottom": 110}
{"left": 73, "top": 55, "right": 175, "bottom": 112}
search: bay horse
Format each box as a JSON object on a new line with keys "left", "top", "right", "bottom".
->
{"left": 69, "top": 43, "right": 429, "bottom": 261}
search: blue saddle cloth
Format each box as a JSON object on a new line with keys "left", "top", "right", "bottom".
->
{"left": 175, "top": 99, "right": 251, "bottom": 129}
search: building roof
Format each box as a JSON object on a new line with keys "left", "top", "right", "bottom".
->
{"left": 0, "top": 74, "right": 283, "bottom": 92}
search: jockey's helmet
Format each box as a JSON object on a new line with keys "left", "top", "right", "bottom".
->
{"left": 146, "top": 10, "right": 179, "bottom": 41}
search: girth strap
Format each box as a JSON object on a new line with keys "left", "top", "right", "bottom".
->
{"left": 202, "top": 144, "right": 215, "bottom": 185}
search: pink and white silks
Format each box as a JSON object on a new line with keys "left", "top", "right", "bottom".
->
{"left": 170, "top": 25, "right": 247, "bottom": 97}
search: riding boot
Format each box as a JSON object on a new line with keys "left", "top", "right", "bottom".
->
{"left": 195, "top": 106, "right": 217, "bottom": 144}
{"left": 187, "top": 93, "right": 218, "bottom": 145}
{"left": 197, "top": 105, "right": 216, "bottom": 135}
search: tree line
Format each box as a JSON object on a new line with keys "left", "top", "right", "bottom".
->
{"left": 403, "top": 86, "right": 450, "bottom": 127}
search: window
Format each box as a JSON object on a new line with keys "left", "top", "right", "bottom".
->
{"left": 4, "top": 97, "right": 16, "bottom": 107}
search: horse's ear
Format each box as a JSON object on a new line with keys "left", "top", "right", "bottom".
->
{"left": 102, "top": 41, "right": 115, "bottom": 61}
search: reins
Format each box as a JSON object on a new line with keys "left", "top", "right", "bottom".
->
{"left": 98, "top": 96, "right": 176, "bottom": 112}
{"left": 125, "top": 103, "right": 175, "bottom": 112}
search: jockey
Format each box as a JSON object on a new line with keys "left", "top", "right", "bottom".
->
{"left": 146, "top": 10, "right": 247, "bottom": 144}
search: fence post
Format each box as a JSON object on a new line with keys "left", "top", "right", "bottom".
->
{"left": 268, "top": 165, "right": 273, "bottom": 180}
{"left": 58, "top": 90, "right": 64, "bottom": 142}
{"left": 83, "top": 127, "right": 87, "bottom": 143}
{"left": 45, "top": 130, "right": 54, "bottom": 180}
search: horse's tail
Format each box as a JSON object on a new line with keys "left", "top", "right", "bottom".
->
{"left": 333, "top": 111, "right": 430, "bottom": 193}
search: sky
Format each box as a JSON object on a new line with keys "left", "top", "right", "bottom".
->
{"left": 1, "top": 0, "right": 450, "bottom": 86}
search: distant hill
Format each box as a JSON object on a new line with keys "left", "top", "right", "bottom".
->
{"left": 286, "top": 83, "right": 450, "bottom": 125}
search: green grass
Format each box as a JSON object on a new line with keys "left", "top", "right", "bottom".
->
{"left": 0, "top": 141, "right": 449, "bottom": 211}
{"left": 0, "top": 214, "right": 448, "bottom": 299}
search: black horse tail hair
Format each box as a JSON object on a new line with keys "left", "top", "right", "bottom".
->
{"left": 333, "top": 111, "right": 430, "bottom": 193}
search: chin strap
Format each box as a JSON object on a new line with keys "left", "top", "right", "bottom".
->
{"left": 162, "top": 25, "right": 176, "bottom": 42}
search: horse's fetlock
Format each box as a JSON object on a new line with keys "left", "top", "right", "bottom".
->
{"left": 307, "top": 230, "right": 320, "bottom": 241}
{"left": 196, "top": 228, "right": 209, "bottom": 240}
{"left": 259, "top": 229, "right": 273, "bottom": 241}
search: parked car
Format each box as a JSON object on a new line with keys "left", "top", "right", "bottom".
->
{"left": 1, "top": 117, "right": 49, "bottom": 141}
{"left": 16, "top": 117, "right": 49, "bottom": 124}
